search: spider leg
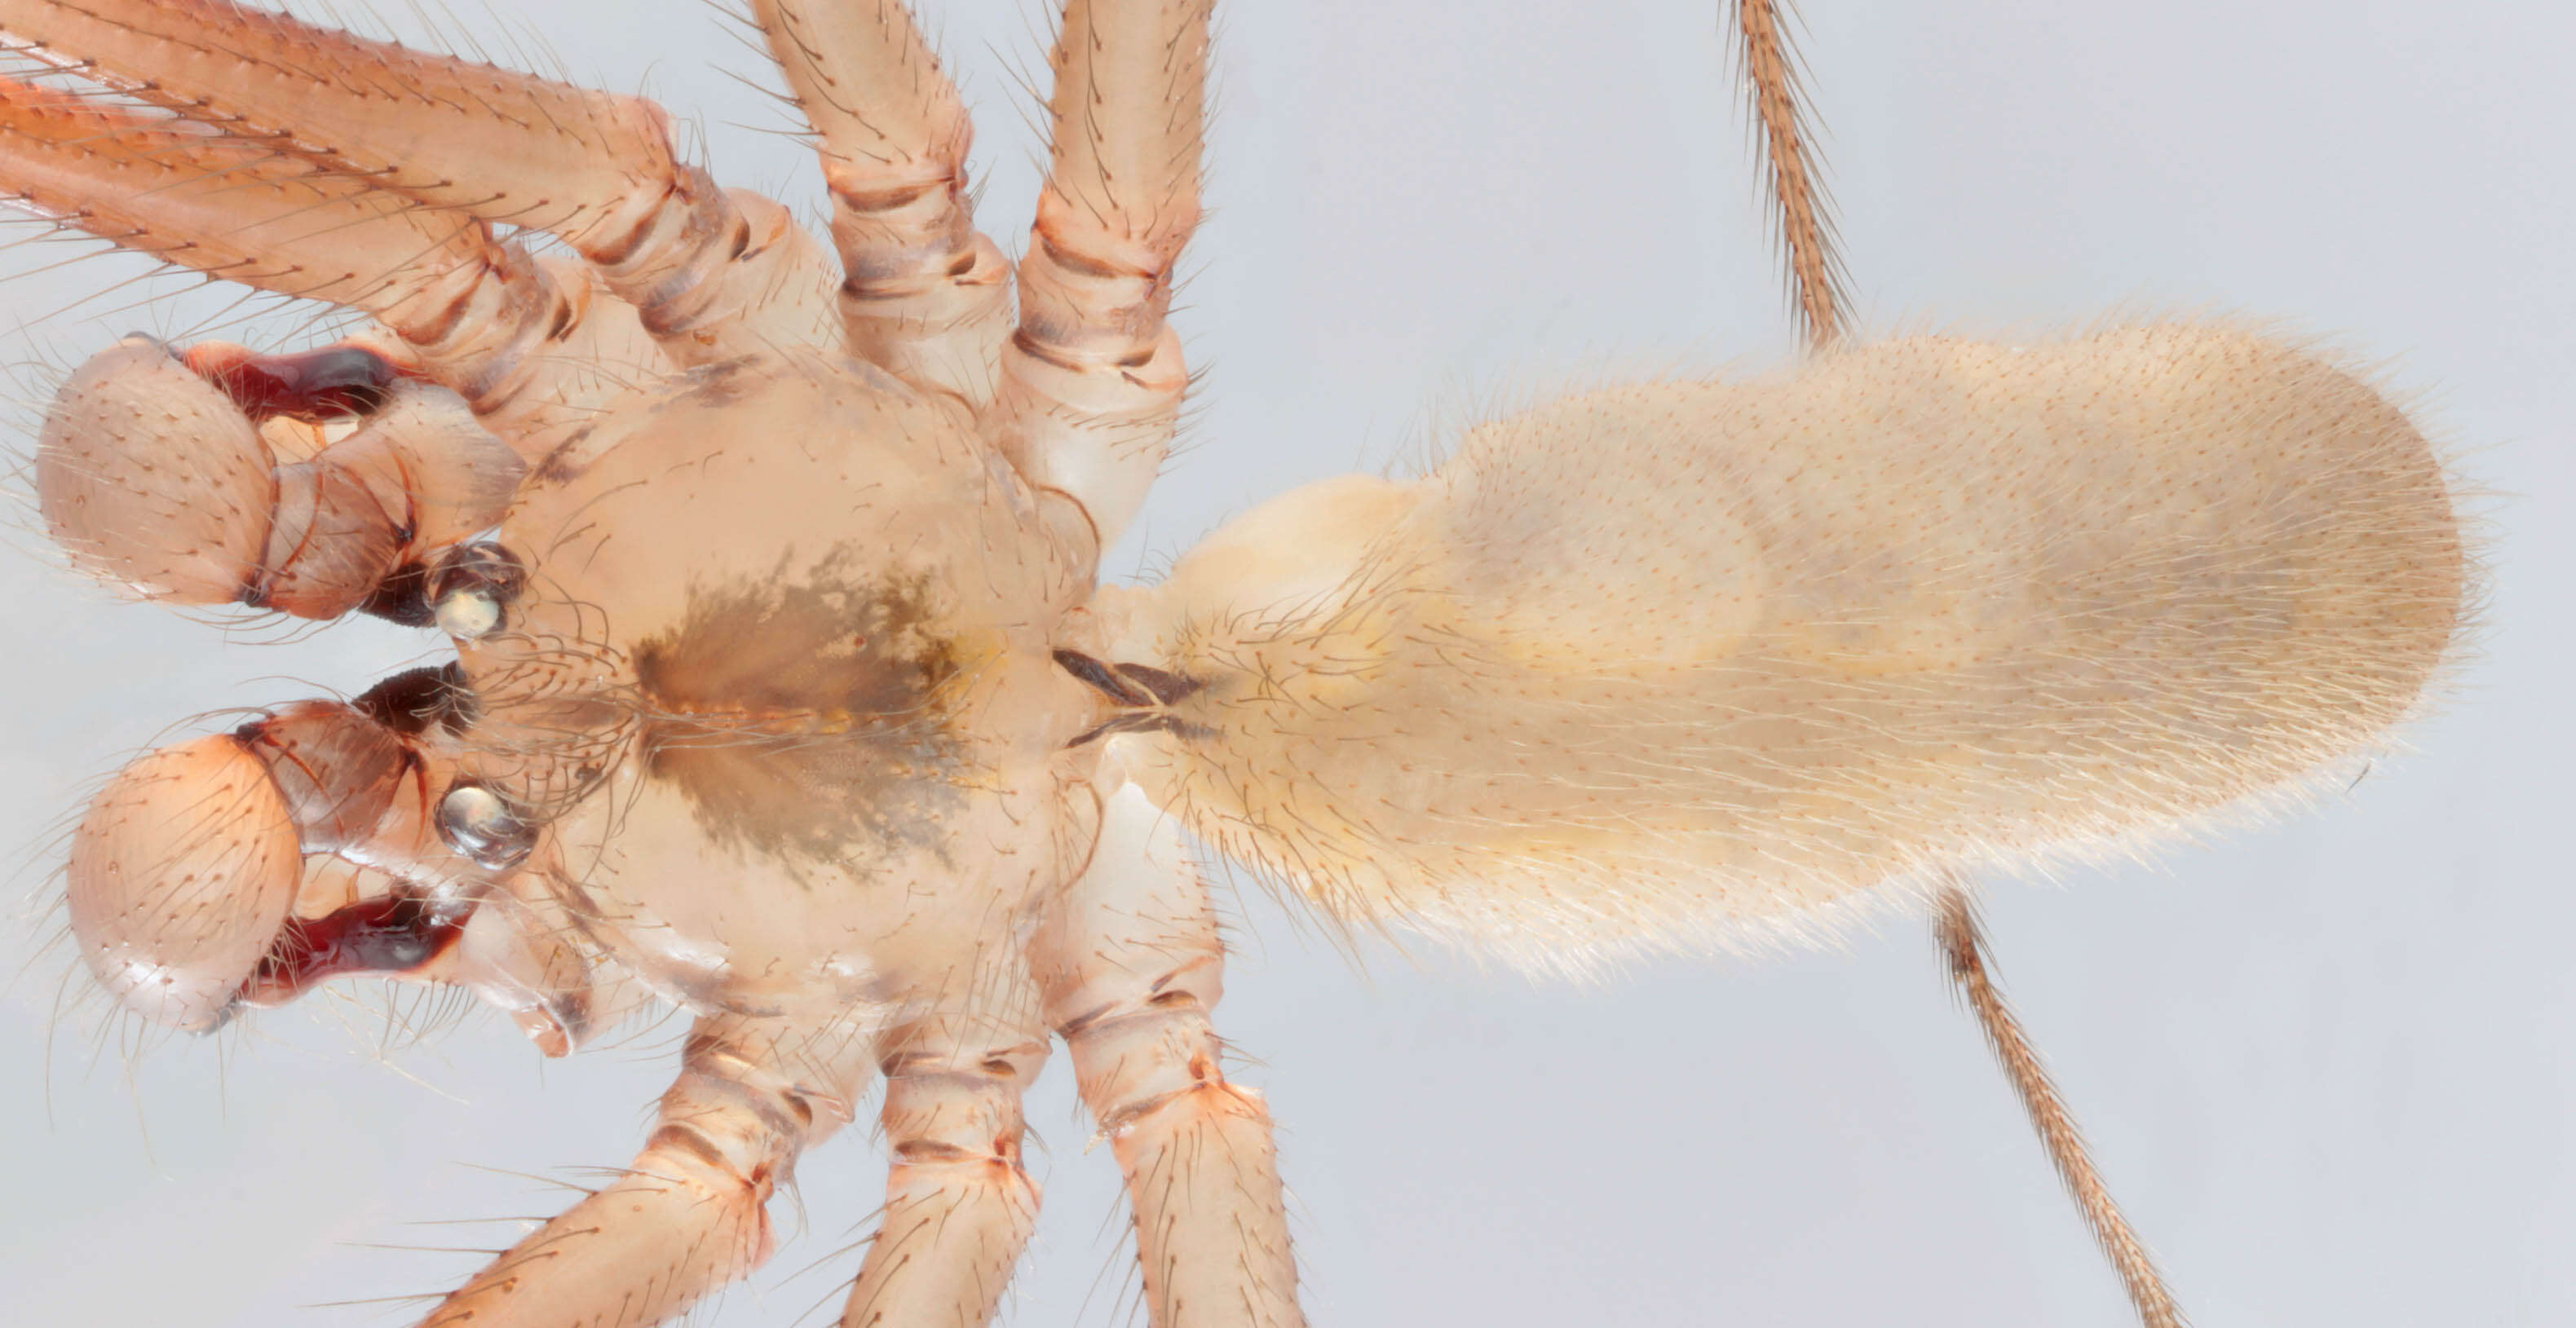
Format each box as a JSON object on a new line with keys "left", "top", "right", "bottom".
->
{"left": 0, "top": 0, "right": 839, "bottom": 364}
{"left": 751, "top": 0, "right": 1014, "bottom": 408}
{"left": 1728, "top": 0, "right": 1853, "bottom": 351}
{"left": 983, "top": 0, "right": 1211, "bottom": 551}
{"left": 839, "top": 999, "right": 1051, "bottom": 1326}
{"left": 1032, "top": 783, "right": 1303, "bottom": 1328}
{"left": 420, "top": 1012, "right": 870, "bottom": 1328}
{"left": 0, "top": 76, "right": 650, "bottom": 457}
{"left": 1935, "top": 887, "right": 2187, "bottom": 1327}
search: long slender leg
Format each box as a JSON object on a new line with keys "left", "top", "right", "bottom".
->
{"left": 841, "top": 1000, "right": 1050, "bottom": 1326}
{"left": 1032, "top": 783, "right": 1303, "bottom": 1328}
{"left": 1728, "top": 0, "right": 1852, "bottom": 351}
{"left": 421, "top": 1012, "right": 869, "bottom": 1328}
{"left": 984, "top": 0, "right": 1211, "bottom": 551}
{"left": 1, "top": 0, "right": 839, "bottom": 362}
{"left": 752, "top": 0, "right": 1014, "bottom": 407}
{"left": 1935, "top": 886, "right": 2189, "bottom": 1328}
{"left": 0, "top": 77, "right": 639, "bottom": 455}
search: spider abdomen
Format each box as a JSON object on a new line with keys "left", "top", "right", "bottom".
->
{"left": 1119, "top": 325, "right": 2470, "bottom": 972}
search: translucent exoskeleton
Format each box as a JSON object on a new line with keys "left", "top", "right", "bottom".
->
{"left": 0, "top": 2, "right": 2564, "bottom": 1327}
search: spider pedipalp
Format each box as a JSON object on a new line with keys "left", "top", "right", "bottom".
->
{"left": 65, "top": 688, "right": 497, "bottom": 1030}
{"left": 38, "top": 334, "right": 524, "bottom": 620}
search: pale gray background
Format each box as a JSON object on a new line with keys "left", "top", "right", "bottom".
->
{"left": 0, "top": 1, "right": 2565, "bottom": 1324}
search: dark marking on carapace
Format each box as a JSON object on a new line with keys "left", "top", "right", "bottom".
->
{"left": 630, "top": 564, "right": 974, "bottom": 867}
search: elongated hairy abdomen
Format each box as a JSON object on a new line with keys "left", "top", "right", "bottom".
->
{"left": 1114, "top": 326, "right": 2470, "bottom": 973}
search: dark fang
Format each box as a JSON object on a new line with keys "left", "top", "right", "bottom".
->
{"left": 1065, "top": 711, "right": 1214, "bottom": 749}
{"left": 186, "top": 342, "right": 409, "bottom": 421}
{"left": 1111, "top": 662, "right": 1204, "bottom": 706}
{"left": 237, "top": 893, "right": 471, "bottom": 1007}
{"left": 353, "top": 663, "right": 481, "bottom": 737}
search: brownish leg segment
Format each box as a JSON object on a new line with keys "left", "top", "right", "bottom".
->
{"left": 1935, "top": 886, "right": 2189, "bottom": 1328}
{"left": 1725, "top": 11, "right": 2181, "bottom": 1321}
{"left": 1729, "top": 0, "right": 1853, "bottom": 351}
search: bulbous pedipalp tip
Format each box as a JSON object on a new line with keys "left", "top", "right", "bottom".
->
{"left": 37, "top": 338, "right": 278, "bottom": 605}
{"left": 39, "top": 335, "right": 527, "bottom": 623}
{"left": 66, "top": 734, "right": 303, "bottom": 1032}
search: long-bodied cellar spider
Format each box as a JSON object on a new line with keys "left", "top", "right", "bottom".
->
{"left": 0, "top": 1, "right": 2561, "bottom": 1326}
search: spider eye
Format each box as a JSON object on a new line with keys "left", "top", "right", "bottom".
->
{"left": 438, "top": 782, "right": 533, "bottom": 868}
{"left": 428, "top": 541, "right": 526, "bottom": 641}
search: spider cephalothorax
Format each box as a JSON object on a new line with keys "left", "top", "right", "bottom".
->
{"left": 466, "top": 349, "right": 1103, "bottom": 1017}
